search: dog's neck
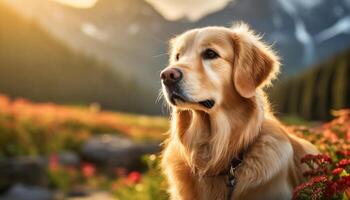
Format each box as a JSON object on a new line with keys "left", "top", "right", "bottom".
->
{"left": 171, "top": 92, "right": 265, "bottom": 176}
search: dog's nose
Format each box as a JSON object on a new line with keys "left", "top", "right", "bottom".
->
{"left": 160, "top": 68, "right": 182, "bottom": 85}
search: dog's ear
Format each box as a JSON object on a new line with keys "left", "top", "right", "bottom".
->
{"left": 230, "top": 23, "right": 280, "bottom": 98}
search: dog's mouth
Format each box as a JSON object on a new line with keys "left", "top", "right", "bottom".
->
{"left": 169, "top": 92, "right": 215, "bottom": 109}
{"left": 198, "top": 100, "right": 215, "bottom": 109}
{"left": 170, "top": 92, "right": 186, "bottom": 105}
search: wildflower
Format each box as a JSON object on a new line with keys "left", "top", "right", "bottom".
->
{"left": 293, "top": 175, "right": 329, "bottom": 200}
{"left": 331, "top": 168, "right": 343, "bottom": 176}
{"left": 49, "top": 154, "right": 59, "bottom": 172}
{"left": 301, "top": 154, "right": 332, "bottom": 165}
{"left": 127, "top": 171, "right": 141, "bottom": 184}
{"left": 301, "top": 154, "right": 316, "bottom": 163}
{"left": 325, "top": 181, "right": 338, "bottom": 197}
{"left": 336, "top": 150, "right": 350, "bottom": 157}
{"left": 338, "top": 175, "right": 350, "bottom": 188}
{"left": 311, "top": 186, "right": 323, "bottom": 200}
{"left": 81, "top": 162, "right": 96, "bottom": 178}
{"left": 325, "top": 175, "right": 350, "bottom": 197}
{"left": 336, "top": 159, "right": 350, "bottom": 168}
{"left": 149, "top": 154, "right": 157, "bottom": 161}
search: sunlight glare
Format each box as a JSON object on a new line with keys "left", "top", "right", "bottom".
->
{"left": 145, "top": 0, "right": 233, "bottom": 21}
{"left": 52, "top": 0, "right": 98, "bottom": 9}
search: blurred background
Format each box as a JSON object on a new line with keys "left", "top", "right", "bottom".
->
{"left": 0, "top": 0, "right": 349, "bottom": 199}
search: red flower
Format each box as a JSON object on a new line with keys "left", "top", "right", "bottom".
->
{"left": 326, "top": 181, "right": 338, "bottom": 197}
{"left": 338, "top": 175, "right": 350, "bottom": 188}
{"left": 81, "top": 163, "right": 96, "bottom": 178}
{"left": 127, "top": 171, "right": 141, "bottom": 184}
{"left": 301, "top": 154, "right": 316, "bottom": 163}
{"left": 332, "top": 168, "right": 344, "bottom": 176}
{"left": 49, "top": 154, "right": 59, "bottom": 172}
{"left": 301, "top": 154, "right": 332, "bottom": 164}
{"left": 326, "top": 175, "right": 350, "bottom": 197}
{"left": 293, "top": 175, "right": 329, "bottom": 200}
{"left": 337, "top": 159, "right": 350, "bottom": 168}
{"left": 336, "top": 150, "right": 350, "bottom": 157}
{"left": 319, "top": 154, "right": 332, "bottom": 163}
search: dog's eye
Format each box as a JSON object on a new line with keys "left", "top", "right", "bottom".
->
{"left": 201, "top": 49, "right": 220, "bottom": 60}
{"left": 175, "top": 53, "right": 180, "bottom": 61}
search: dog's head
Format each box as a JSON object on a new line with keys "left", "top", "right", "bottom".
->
{"left": 161, "top": 23, "right": 279, "bottom": 112}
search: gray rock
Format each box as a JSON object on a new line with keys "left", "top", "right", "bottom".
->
{"left": 81, "top": 134, "right": 160, "bottom": 170}
{"left": 0, "top": 151, "right": 80, "bottom": 191}
{"left": 0, "top": 184, "right": 53, "bottom": 200}
{"left": 67, "top": 191, "right": 114, "bottom": 200}
{"left": 58, "top": 152, "right": 80, "bottom": 167}
{"left": 0, "top": 157, "right": 47, "bottom": 191}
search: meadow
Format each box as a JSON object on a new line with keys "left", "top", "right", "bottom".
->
{"left": 1, "top": 94, "right": 350, "bottom": 200}
{"left": 0, "top": 94, "right": 167, "bottom": 158}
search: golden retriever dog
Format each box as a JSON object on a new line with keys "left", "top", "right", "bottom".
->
{"left": 160, "top": 22, "right": 318, "bottom": 200}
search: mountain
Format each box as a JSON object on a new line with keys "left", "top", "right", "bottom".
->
{"left": 0, "top": 2, "right": 159, "bottom": 114}
{"left": 4, "top": 0, "right": 350, "bottom": 81}
{"left": 3, "top": 0, "right": 172, "bottom": 91}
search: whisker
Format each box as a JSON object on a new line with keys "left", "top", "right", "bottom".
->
{"left": 153, "top": 52, "right": 168, "bottom": 58}
{"left": 149, "top": 35, "right": 168, "bottom": 45}
{"left": 156, "top": 89, "right": 164, "bottom": 103}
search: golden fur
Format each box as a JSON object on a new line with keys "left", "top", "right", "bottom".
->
{"left": 160, "top": 23, "right": 318, "bottom": 200}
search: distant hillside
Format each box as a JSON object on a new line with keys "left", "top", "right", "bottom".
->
{"left": 270, "top": 48, "right": 350, "bottom": 120}
{"left": 4, "top": 0, "right": 350, "bottom": 92}
{"left": 0, "top": 3, "right": 159, "bottom": 114}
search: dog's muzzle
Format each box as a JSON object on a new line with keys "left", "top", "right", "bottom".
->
{"left": 160, "top": 68, "right": 215, "bottom": 109}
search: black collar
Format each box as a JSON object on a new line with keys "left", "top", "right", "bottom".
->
{"left": 226, "top": 151, "right": 244, "bottom": 200}
{"left": 229, "top": 151, "right": 244, "bottom": 172}
{"left": 200, "top": 149, "right": 246, "bottom": 177}
{"left": 196, "top": 144, "right": 253, "bottom": 199}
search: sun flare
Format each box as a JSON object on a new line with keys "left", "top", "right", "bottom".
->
{"left": 52, "top": 0, "right": 98, "bottom": 9}
{"left": 145, "top": 0, "right": 232, "bottom": 21}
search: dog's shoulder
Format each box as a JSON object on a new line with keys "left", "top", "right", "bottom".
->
{"left": 251, "top": 117, "right": 294, "bottom": 165}
{"left": 235, "top": 118, "right": 293, "bottom": 193}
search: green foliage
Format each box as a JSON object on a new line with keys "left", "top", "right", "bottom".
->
{"left": 270, "top": 49, "right": 350, "bottom": 120}
{"left": 281, "top": 115, "right": 310, "bottom": 126}
{"left": 48, "top": 166, "right": 75, "bottom": 192}
{"left": 332, "top": 59, "right": 348, "bottom": 110}
{"left": 114, "top": 155, "right": 169, "bottom": 200}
